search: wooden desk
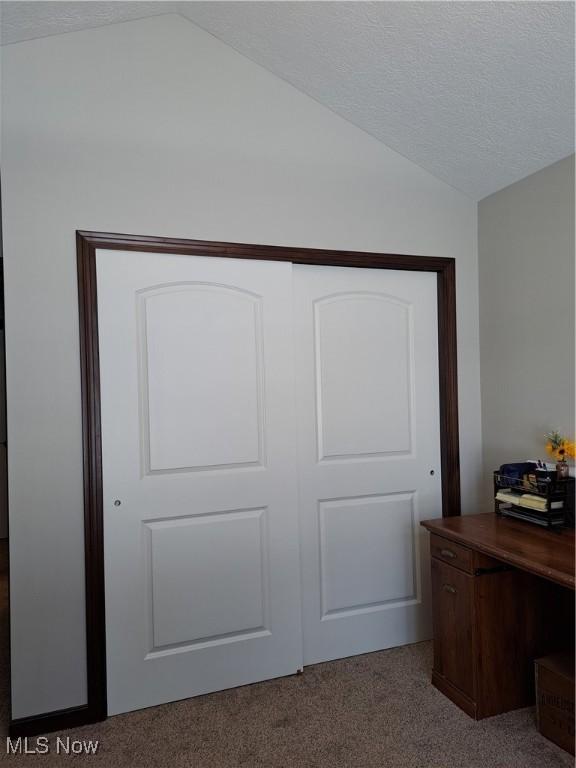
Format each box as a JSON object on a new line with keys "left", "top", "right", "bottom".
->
{"left": 421, "top": 513, "right": 575, "bottom": 720}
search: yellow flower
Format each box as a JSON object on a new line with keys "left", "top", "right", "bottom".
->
{"left": 546, "top": 440, "right": 575, "bottom": 462}
{"left": 545, "top": 432, "right": 575, "bottom": 462}
{"left": 563, "top": 441, "right": 576, "bottom": 460}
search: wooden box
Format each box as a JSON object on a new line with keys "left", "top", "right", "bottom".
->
{"left": 535, "top": 653, "right": 575, "bottom": 755}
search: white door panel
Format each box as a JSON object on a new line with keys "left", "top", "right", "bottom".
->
{"left": 99, "top": 252, "right": 444, "bottom": 712}
{"left": 315, "top": 294, "right": 413, "bottom": 459}
{"left": 98, "top": 251, "right": 303, "bottom": 715}
{"left": 143, "top": 284, "right": 264, "bottom": 472}
{"left": 293, "top": 265, "right": 441, "bottom": 665}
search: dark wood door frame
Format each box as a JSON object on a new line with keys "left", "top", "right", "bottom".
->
{"left": 11, "top": 230, "right": 460, "bottom": 736}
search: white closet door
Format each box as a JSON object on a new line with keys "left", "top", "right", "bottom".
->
{"left": 293, "top": 265, "right": 442, "bottom": 665}
{"left": 97, "top": 250, "right": 303, "bottom": 715}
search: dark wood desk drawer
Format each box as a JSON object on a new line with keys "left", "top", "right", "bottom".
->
{"left": 430, "top": 534, "right": 473, "bottom": 573}
{"left": 431, "top": 558, "right": 474, "bottom": 700}
{"left": 423, "top": 514, "right": 575, "bottom": 721}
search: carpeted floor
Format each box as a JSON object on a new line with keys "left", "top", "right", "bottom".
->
{"left": 0, "top": 541, "right": 571, "bottom": 767}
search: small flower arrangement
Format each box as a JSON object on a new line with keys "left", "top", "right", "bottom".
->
{"left": 545, "top": 431, "right": 575, "bottom": 463}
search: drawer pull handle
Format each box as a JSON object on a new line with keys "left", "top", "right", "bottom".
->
{"left": 440, "top": 548, "right": 456, "bottom": 559}
{"left": 442, "top": 584, "right": 457, "bottom": 594}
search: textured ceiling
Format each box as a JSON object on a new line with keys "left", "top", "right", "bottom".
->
{"left": 1, "top": 2, "right": 574, "bottom": 199}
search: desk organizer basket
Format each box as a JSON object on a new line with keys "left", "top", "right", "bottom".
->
{"left": 494, "top": 469, "right": 575, "bottom": 528}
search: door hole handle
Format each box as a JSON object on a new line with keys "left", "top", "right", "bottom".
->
{"left": 442, "top": 584, "right": 457, "bottom": 594}
{"left": 440, "top": 548, "right": 456, "bottom": 559}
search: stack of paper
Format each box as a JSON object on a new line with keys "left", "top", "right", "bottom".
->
{"left": 495, "top": 488, "right": 563, "bottom": 511}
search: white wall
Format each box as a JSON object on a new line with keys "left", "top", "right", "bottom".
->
{"left": 1, "top": 14, "right": 481, "bottom": 718}
{"left": 479, "top": 156, "right": 575, "bottom": 504}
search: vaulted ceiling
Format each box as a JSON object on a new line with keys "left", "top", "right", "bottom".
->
{"left": 2, "top": 1, "right": 574, "bottom": 199}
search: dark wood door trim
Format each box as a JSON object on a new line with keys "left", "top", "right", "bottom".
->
{"left": 17, "top": 231, "right": 460, "bottom": 734}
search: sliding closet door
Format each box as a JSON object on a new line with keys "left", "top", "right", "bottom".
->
{"left": 97, "top": 250, "right": 303, "bottom": 715}
{"left": 293, "top": 265, "right": 442, "bottom": 665}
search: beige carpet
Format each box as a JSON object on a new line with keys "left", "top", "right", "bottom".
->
{"left": 0, "top": 543, "right": 571, "bottom": 767}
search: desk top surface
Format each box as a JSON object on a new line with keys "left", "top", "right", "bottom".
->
{"left": 421, "top": 513, "right": 575, "bottom": 590}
